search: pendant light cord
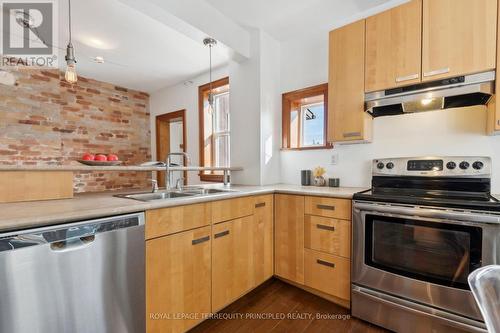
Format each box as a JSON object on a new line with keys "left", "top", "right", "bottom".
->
{"left": 68, "top": 0, "right": 72, "bottom": 43}
{"left": 209, "top": 43, "right": 212, "bottom": 104}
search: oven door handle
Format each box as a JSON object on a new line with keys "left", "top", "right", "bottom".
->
{"left": 354, "top": 202, "right": 500, "bottom": 224}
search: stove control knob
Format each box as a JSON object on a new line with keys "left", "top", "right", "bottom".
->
{"left": 473, "top": 161, "right": 484, "bottom": 170}
{"left": 459, "top": 161, "right": 470, "bottom": 170}
{"left": 446, "top": 162, "right": 456, "bottom": 170}
{"left": 377, "top": 162, "right": 385, "bottom": 170}
{"left": 386, "top": 162, "right": 395, "bottom": 170}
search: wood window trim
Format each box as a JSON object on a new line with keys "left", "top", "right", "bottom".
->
{"left": 198, "top": 76, "right": 229, "bottom": 182}
{"left": 281, "top": 83, "right": 332, "bottom": 151}
{"left": 155, "top": 109, "right": 187, "bottom": 185}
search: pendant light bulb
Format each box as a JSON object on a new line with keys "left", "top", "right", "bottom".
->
{"left": 65, "top": 62, "right": 77, "bottom": 84}
{"left": 64, "top": 0, "right": 77, "bottom": 84}
{"left": 207, "top": 92, "right": 214, "bottom": 114}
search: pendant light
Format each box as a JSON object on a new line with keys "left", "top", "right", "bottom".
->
{"left": 64, "top": 0, "right": 77, "bottom": 84}
{"left": 203, "top": 37, "right": 217, "bottom": 114}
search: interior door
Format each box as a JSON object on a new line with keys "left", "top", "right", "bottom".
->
{"left": 422, "top": 0, "right": 497, "bottom": 81}
{"left": 365, "top": 0, "right": 422, "bottom": 92}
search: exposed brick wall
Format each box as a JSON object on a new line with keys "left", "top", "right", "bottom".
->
{"left": 0, "top": 67, "right": 151, "bottom": 192}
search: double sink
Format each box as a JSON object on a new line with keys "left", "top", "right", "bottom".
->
{"left": 116, "top": 187, "right": 234, "bottom": 202}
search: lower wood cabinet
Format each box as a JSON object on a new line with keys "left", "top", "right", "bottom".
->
{"left": 304, "top": 215, "right": 351, "bottom": 259}
{"left": 146, "top": 226, "right": 211, "bottom": 333}
{"left": 253, "top": 195, "right": 274, "bottom": 283}
{"left": 212, "top": 216, "right": 254, "bottom": 311}
{"left": 274, "top": 194, "right": 305, "bottom": 284}
{"left": 304, "top": 249, "right": 351, "bottom": 301}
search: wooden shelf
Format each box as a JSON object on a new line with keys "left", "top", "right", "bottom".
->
{"left": 0, "top": 165, "right": 244, "bottom": 172}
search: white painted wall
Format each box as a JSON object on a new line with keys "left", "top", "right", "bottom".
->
{"left": 279, "top": 34, "right": 500, "bottom": 193}
{"left": 150, "top": 66, "right": 229, "bottom": 185}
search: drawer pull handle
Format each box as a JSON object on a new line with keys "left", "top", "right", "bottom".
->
{"left": 395, "top": 73, "right": 419, "bottom": 83}
{"left": 214, "top": 230, "right": 230, "bottom": 239}
{"left": 423, "top": 67, "right": 450, "bottom": 77}
{"left": 343, "top": 132, "right": 361, "bottom": 138}
{"left": 317, "top": 259, "right": 335, "bottom": 268}
{"left": 316, "top": 224, "right": 335, "bottom": 231}
{"left": 192, "top": 235, "right": 210, "bottom": 245}
{"left": 255, "top": 202, "right": 266, "bottom": 208}
{"left": 317, "top": 204, "right": 335, "bottom": 211}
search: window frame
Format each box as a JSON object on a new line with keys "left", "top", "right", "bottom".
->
{"left": 198, "top": 76, "right": 230, "bottom": 182}
{"left": 281, "top": 83, "right": 332, "bottom": 150}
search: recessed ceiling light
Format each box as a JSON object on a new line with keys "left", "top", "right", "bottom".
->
{"left": 93, "top": 56, "right": 105, "bottom": 64}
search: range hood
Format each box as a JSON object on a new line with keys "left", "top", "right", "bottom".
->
{"left": 365, "top": 71, "right": 495, "bottom": 117}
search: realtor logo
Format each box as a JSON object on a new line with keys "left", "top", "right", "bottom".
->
{"left": 1, "top": 0, "right": 57, "bottom": 67}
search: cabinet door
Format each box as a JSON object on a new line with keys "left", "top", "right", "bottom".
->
{"left": 365, "top": 0, "right": 422, "bottom": 92}
{"left": 253, "top": 195, "right": 274, "bottom": 284}
{"left": 212, "top": 216, "right": 254, "bottom": 311}
{"left": 146, "top": 226, "right": 211, "bottom": 333}
{"left": 274, "top": 194, "right": 305, "bottom": 284}
{"left": 328, "top": 20, "right": 371, "bottom": 143}
{"left": 422, "top": 0, "right": 497, "bottom": 81}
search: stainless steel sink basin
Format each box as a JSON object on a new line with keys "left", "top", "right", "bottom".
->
{"left": 116, "top": 191, "right": 196, "bottom": 202}
{"left": 115, "top": 188, "right": 235, "bottom": 202}
{"left": 182, "top": 188, "right": 234, "bottom": 195}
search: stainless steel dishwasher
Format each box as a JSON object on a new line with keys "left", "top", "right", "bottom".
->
{"left": 0, "top": 212, "right": 145, "bottom": 333}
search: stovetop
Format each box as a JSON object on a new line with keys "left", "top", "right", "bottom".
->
{"left": 354, "top": 156, "right": 500, "bottom": 212}
{"left": 353, "top": 188, "right": 500, "bottom": 212}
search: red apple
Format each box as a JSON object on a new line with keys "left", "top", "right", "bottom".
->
{"left": 94, "top": 154, "right": 107, "bottom": 161}
{"left": 107, "top": 154, "right": 119, "bottom": 161}
{"left": 82, "top": 153, "right": 94, "bottom": 161}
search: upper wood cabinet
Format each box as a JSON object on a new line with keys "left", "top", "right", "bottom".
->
{"left": 274, "top": 194, "right": 305, "bottom": 284}
{"left": 422, "top": 0, "right": 497, "bottom": 81}
{"left": 146, "top": 226, "right": 211, "bottom": 333}
{"left": 328, "top": 20, "right": 372, "bottom": 143}
{"left": 365, "top": 0, "right": 422, "bottom": 92}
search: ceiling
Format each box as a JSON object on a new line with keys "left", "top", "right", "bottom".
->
{"left": 206, "top": 0, "right": 408, "bottom": 41}
{"left": 3, "top": 0, "right": 407, "bottom": 92}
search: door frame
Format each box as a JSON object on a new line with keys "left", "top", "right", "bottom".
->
{"left": 155, "top": 109, "right": 187, "bottom": 185}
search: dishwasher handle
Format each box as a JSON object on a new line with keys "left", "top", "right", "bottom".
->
{"left": 0, "top": 212, "right": 144, "bottom": 253}
{"left": 50, "top": 235, "right": 96, "bottom": 252}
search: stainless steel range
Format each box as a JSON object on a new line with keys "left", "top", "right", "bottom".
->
{"left": 352, "top": 157, "right": 500, "bottom": 333}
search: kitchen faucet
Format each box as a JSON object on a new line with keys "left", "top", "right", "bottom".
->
{"left": 165, "top": 152, "right": 191, "bottom": 190}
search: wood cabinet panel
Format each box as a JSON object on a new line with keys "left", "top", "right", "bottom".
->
{"left": 304, "top": 196, "right": 351, "bottom": 220}
{"left": 328, "top": 20, "right": 371, "bottom": 143}
{"left": 365, "top": 0, "right": 422, "bottom": 92}
{"left": 211, "top": 196, "right": 254, "bottom": 224}
{"left": 145, "top": 203, "right": 211, "bottom": 240}
{"left": 304, "top": 215, "right": 351, "bottom": 259}
{"left": 274, "top": 194, "right": 305, "bottom": 284}
{"left": 146, "top": 226, "right": 211, "bottom": 333}
{"left": 304, "top": 249, "right": 351, "bottom": 301}
{"left": 422, "top": 0, "right": 497, "bottom": 81}
{"left": 253, "top": 195, "right": 274, "bottom": 284}
{"left": 212, "top": 216, "right": 254, "bottom": 311}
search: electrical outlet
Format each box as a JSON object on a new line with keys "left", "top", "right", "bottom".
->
{"left": 331, "top": 153, "right": 339, "bottom": 165}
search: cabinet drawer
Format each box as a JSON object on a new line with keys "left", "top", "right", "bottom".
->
{"left": 145, "top": 203, "right": 211, "bottom": 240}
{"left": 211, "top": 196, "right": 254, "bottom": 224}
{"left": 304, "top": 215, "right": 351, "bottom": 258}
{"left": 305, "top": 196, "right": 351, "bottom": 220}
{"left": 304, "top": 249, "right": 350, "bottom": 301}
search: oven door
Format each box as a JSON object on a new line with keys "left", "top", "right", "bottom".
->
{"left": 353, "top": 201, "right": 500, "bottom": 321}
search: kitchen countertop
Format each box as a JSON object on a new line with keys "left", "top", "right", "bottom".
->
{"left": 0, "top": 165, "right": 244, "bottom": 172}
{"left": 0, "top": 184, "right": 365, "bottom": 233}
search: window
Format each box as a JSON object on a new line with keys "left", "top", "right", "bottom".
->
{"left": 282, "top": 83, "right": 331, "bottom": 150}
{"left": 198, "top": 77, "right": 230, "bottom": 182}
